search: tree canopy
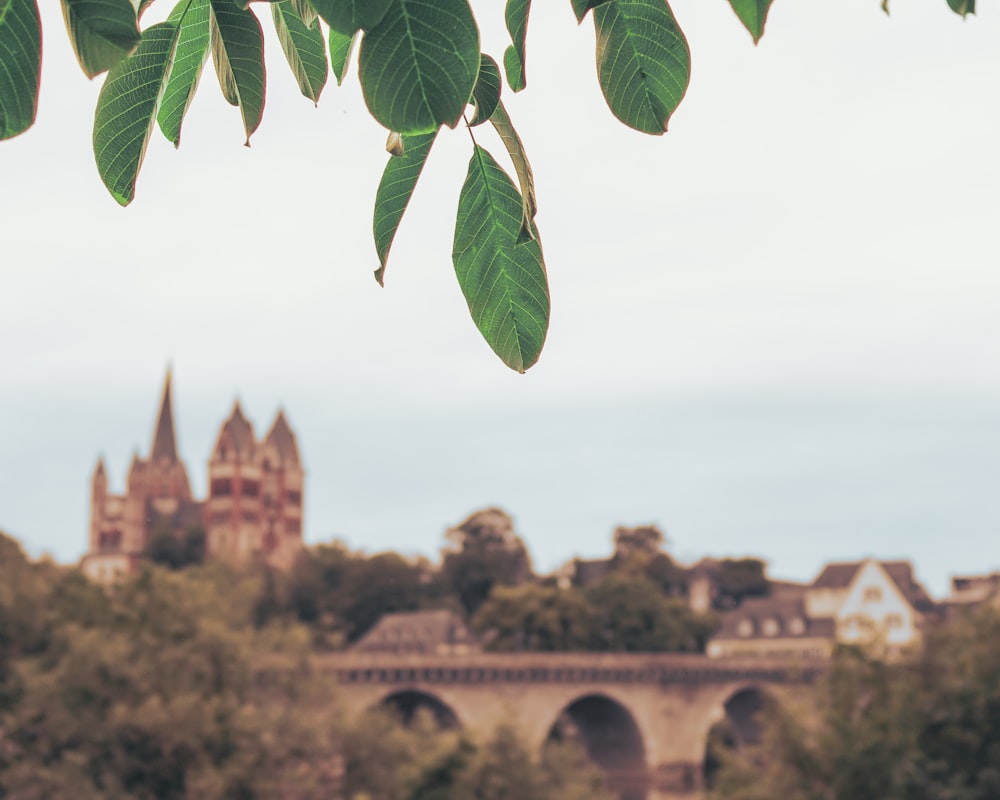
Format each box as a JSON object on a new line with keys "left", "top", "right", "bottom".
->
{"left": 707, "top": 607, "right": 1000, "bottom": 800}
{"left": 0, "top": 0, "right": 980, "bottom": 372}
{"left": 0, "top": 529, "right": 613, "bottom": 800}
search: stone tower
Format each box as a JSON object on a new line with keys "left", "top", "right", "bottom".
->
{"left": 82, "top": 370, "right": 305, "bottom": 582}
{"left": 205, "top": 404, "right": 305, "bottom": 568}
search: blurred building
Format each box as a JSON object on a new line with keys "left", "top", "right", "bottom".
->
{"left": 352, "top": 610, "right": 481, "bottom": 655}
{"left": 943, "top": 572, "right": 1000, "bottom": 618}
{"left": 707, "top": 559, "right": 937, "bottom": 659}
{"left": 81, "top": 370, "right": 304, "bottom": 583}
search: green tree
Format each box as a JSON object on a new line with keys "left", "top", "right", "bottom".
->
{"left": 452, "top": 724, "right": 613, "bottom": 800}
{"left": 442, "top": 508, "right": 532, "bottom": 617}
{"left": 146, "top": 523, "right": 207, "bottom": 570}
{"left": 713, "top": 558, "right": 770, "bottom": 610}
{"left": 280, "top": 543, "right": 448, "bottom": 643}
{"left": 584, "top": 572, "right": 716, "bottom": 652}
{"left": 0, "top": 558, "right": 340, "bottom": 800}
{"left": 471, "top": 583, "right": 594, "bottom": 651}
{"left": 708, "top": 608, "right": 1000, "bottom": 800}
{"left": 0, "top": 0, "right": 977, "bottom": 372}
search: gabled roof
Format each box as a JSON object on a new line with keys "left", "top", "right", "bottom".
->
{"left": 150, "top": 369, "right": 179, "bottom": 463}
{"left": 352, "top": 609, "right": 479, "bottom": 654}
{"left": 264, "top": 410, "right": 301, "bottom": 466}
{"left": 572, "top": 557, "right": 614, "bottom": 586}
{"left": 812, "top": 560, "right": 937, "bottom": 613}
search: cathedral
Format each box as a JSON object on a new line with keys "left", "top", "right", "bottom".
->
{"left": 81, "top": 370, "right": 305, "bottom": 583}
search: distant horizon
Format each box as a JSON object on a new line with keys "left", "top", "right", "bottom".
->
{"left": 6, "top": 368, "right": 996, "bottom": 603}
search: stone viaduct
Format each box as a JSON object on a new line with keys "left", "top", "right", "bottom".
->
{"left": 312, "top": 652, "right": 822, "bottom": 800}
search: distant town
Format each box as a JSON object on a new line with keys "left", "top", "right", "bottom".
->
{"left": 77, "top": 370, "right": 999, "bottom": 663}
{"left": 5, "top": 371, "right": 999, "bottom": 800}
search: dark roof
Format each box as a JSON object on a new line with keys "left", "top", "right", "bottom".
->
{"left": 572, "top": 558, "right": 613, "bottom": 586}
{"left": 811, "top": 560, "right": 936, "bottom": 611}
{"left": 150, "top": 369, "right": 179, "bottom": 463}
{"left": 264, "top": 410, "right": 301, "bottom": 466}
{"left": 811, "top": 562, "right": 863, "bottom": 589}
{"left": 214, "top": 401, "right": 255, "bottom": 458}
{"left": 687, "top": 557, "right": 720, "bottom": 576}
{"left": 352, "top": 610, "right": 479, "bottom": 654}
{"left": 712, "top": 595, "right": 836, "bottom": 642}
{"left": 770, "top": 580, "right": 809, "bottom": 599}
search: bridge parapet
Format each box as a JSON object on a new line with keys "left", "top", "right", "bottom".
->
{"left": 312, "top": 651, "right": 824, "bottom": 688}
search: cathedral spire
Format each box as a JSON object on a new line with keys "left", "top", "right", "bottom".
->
{"left": 150, "top": 367, "right": 179, "bottom": 463}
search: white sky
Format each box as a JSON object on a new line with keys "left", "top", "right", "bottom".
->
{"left": 1, "top": 0, "right": 998, "bottom": 598}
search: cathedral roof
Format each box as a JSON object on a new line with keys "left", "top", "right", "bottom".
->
{"left": 264, "top": 410, "right": 301, "bottom": 466}
{"left": 214, "top": 401, "right": 255, "bottom": 458}
{"left": 150, "top": 369, "right": 179, "bottom": 463}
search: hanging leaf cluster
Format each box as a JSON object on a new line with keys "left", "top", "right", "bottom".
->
{"left": 0, "top": 0, "right": 982, "bottom": 371}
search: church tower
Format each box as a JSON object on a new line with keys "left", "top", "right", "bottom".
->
{"left": 83, "top": 370, "right": 305, "bottom": 582}
{"left": 206, "top": 402, "right": 263, "bottom": 562}
{"left": 205, "top": 404, "right": 305, "bottom": 567}
{"left": 260, "top": 410, "right": 305, "bottom": 568}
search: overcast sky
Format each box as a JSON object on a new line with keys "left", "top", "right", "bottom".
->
{"left": 2, "top": 1, "right": 998, "bottom": 598}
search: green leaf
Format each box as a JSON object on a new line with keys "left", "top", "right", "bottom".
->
{"left": 359, "top": 0, "right": 480, "bottom": 134}
{"left": 307, "top": 0, "right": 391, "bottom": 36}
{"left": 289, "top": 0, "right": 316, "bottom": 28}
{"left": 570, "top": 0, "right": 613, "bottom": 23}
{"left": 489, "top": 100, "right": 535, "bottom": 232}
{"left": 503, "top": 0, "right": 529, "bottom": 91}
{"left": 210, "top": 0, "right": 265, "bottom": 144}
{"left": 272, "top": 0, "right": 327, "bottom": 103}
{"left": 452, "top": 145, "right": 549, "bottom": 373}
{"left": 725, "top": 0, "right": 774, "bottom": 44}
{"left": 157, "top": 0, "right": 210, "bottom": 147}
{"left": 327, "top": 27, "right": 355, "bottom": 85}
{"left": 469, "top": 53, "right": 500, "bottom": 126}
{"left": 60, "top": 0, "right": 141, "bottom": 78}
{"left": 93, "top": 20, "right": 182, "bottom": 204}
{"left": 947, "top": 0, "right": 975, "bottom": 17}
{"left": 134, "top": 0, "right": 157, "bottom": 17}
{"left": 593, "top": 0, "right": 690, "bottom": 135}
{"left": 372, "top": 130, "right": 437, "bottom": 286}
{"left": 0, "top": 0, "right": 41, "bottom": 139}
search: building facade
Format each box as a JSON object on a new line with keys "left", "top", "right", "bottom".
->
{"left": 81, "top": 371, "right": 304, "bottom": 582}
{"left": 707, "top": 559, "right": 937, "bottom": 659}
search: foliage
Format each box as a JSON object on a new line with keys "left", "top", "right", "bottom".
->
{"left": 584, "top": 572, "right": 716, "bottom": 652}
{"left": 145, "top": 523, "right": 207, "bottom": 570}
{"left": 0, "top": 534, "right": 613, "bottom": 800}
{"left": 274, "top": 542, "right": 449, "bottom": 644}
{"left": 471, "top": 583, "right": 594, "bottom": 651}
{"left": 612, "top": 524, "right": 665, "bottom": 561}
{"left": 0, "top": 1, "right": 979, "bottom": 372}
{"left": 610, "top": 524, "right": 687, "bottom": 596}
{"left": 442, "top": 508, "right": 532, "bottom": 616}
{"left": 707, "top": 608, "right": 1000, "bottom": 800}
{"left": 472, "top": 572, "right": 716, "bottom": 653}
{"left": 712, "top": 558, "right": 770, "bottom": 610}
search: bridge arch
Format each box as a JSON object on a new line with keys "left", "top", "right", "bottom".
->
{"left": 546, "top": 692, "right": 649, "bottom": 800}
{"left": 703, "top": 684, "right": 775, "bottom": 788}
{"left": 376, "top": 688, "right": 462, "bottom": 730}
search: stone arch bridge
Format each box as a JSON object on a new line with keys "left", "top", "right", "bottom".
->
{"left": 311, "top": 652, "right": 821, "bottom": 799}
